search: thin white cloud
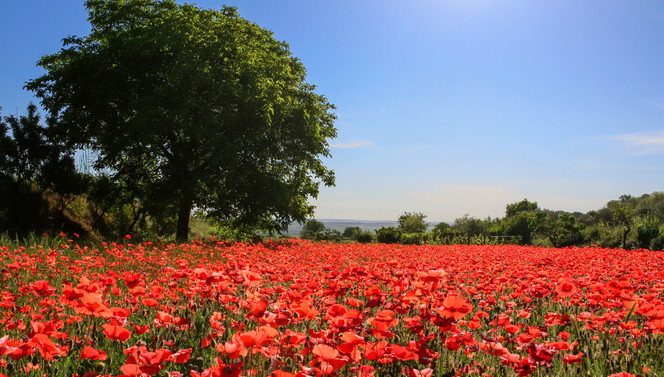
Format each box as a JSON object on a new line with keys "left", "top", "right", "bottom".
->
{"left": 330, "top": 141, "right": 374, "bottom": 149}
{"left": 610, "top": 130, "right": 664, "bottom": 155}
{"left": 645, "top": 99, "right": 664, "bottom": 111}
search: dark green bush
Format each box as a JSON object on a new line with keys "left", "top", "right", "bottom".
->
{"left": 356, "top": 230, "right": 374, "bottom": 243}
{"left": 375, "top": 226, "right": 401, "bottom": 244}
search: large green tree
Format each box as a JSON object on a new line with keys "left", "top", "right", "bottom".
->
{"left": 28, "top": 1, "right": 337, "bottom": 240}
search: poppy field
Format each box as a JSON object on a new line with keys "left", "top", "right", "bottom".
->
{"left": 1, "top": 238, "right": 663, "bottom": 377}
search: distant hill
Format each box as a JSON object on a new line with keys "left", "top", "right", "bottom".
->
{"left": 286, "top": 219, "right": 441, "bottom": 236}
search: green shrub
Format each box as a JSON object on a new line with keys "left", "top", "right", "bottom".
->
{"left": 314, "top": 229, "right": 343, "bottom": 242}
{"left": 355, "top": 230, "right": 374, "bottom": 243}
{"left": 342, "top": 226, "right": 362, "bottom": 239}
{"left": 651, "top": 226, "right": 664, "bottom": 251}
{"left": 635, "top": 215, "right": 660, "bottom": 249}
{"left": 375, "top": 226, "right": 401, "bottom": 244}
{"left": 401, "top": 232, "right": 430, "bottom": 245}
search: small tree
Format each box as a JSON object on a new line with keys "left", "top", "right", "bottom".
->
{"left": 398, "top": 212, "right": 427, "bottom": 233}
{"left": 609, "top": 203, "right": 634, "bottom": 249}
{"left": 300, "top": 219, "right": 326, "bottom": 239}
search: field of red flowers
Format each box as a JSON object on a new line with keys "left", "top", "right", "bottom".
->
{"left": 1, "top": 238, "right": 663, "bottom": 377}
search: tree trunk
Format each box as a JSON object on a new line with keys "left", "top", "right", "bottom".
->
{"left": 176, "top": 188, "right": 193, "bottom": 242}
{"left": 126, "top": 208, "right": 146, "bottom": 236}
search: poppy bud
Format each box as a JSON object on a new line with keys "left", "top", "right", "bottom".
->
{"left": 191, "top": 356, "right": 205, "bottom": 369}
{"left": 95, "top": 362, "right": 106, "bottom": 372}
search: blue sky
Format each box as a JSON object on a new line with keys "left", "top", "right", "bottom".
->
{"left": 2, "top": 1, "right": 664, "bottom": 222}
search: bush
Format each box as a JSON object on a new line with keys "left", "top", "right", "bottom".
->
{"left": 546, "top": 213, "right": 585, "bottom": 248}
{"left": 651, "top": 226, "right": 664, "bottom": 251}
{"left": 635, "top": 215, "right": 660, "bottom": 249}
{"left": 343, "top": 226, "right": 362, "bottom": 239}
{"left": 582, "top": 224, "right": 622, "bottom": 248}
{"left": 400, "top": 232, "right": 430, "bottom": 245}
{"left": 314, "top": 229, "right": 343, "bottom": 242}
{"left": 375, "top": 226, "right": 401, "bottom": 244}
{"left": 355, "top": 230, "right": 374, "bottom": 244}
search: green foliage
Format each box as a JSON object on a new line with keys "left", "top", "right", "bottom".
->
{"left": 500, "top": 200, "right": 546, "bottom": 245}
{"left": 432, "top": 221, "right": 451, "bottom": 234}
{"left": 375, "top": 226, "right": 401, "bottom": 244}
{"left": 505, "top": 198, "right": 539, "bottom": 217}
{"left": 0, "top": 111, "right": 10, "bottom": 174}
{"left": 545, "top": 213, "right": 586, "bottom": 248}
{"left": 635, "top": 215, "right": 660, "bottom": 249}
{"left": 0, "top": 104, "right": 89, "bottom": 236}
{"left": 342, "top": 226, "right": 373, "bottom": 243}
{"left": 315, "top": 229, "right": 343, "bottom": 242}
{"left": 355, "top": 230, "right": 374, "bottom": 244}
{"left": 432, "top": 222, "right": 454, "bottom": 244}
{"left": 651, "top": 225, "right": 664, "bottom": 250}
{"left": 1, "top": 104, "right": 50, "bottom": 184}
{"left": 298, "top": 219, "right": 341, "bottom": 241}
{"left": 583, "top": 223, "right": 621, "bottom": 248}
{"left": 397, "top": 211, "right": 427, "bottom": 233}
{"left": 28, "top": 1, "right": 337, "bottom": 241}
{"left": 400, "top": 232, "right": 431, "bottom": 245}
{"left": 301, "top": 219, "right": 326, "bottom": 239}
{"left": 343, "top": 226, "right": 362, "bottom": 238}
{"left": 453, "top": 214, "right": 487, "bottom": 243}
{"left": 608, "top": 202, "right": 635, "bottom": 249}
{"left": 212, "top": 223, "right": 262, "bottom": 243}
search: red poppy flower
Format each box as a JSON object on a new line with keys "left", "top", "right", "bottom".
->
{"left": 272, "top": 371, "right": 295, "bottom": 377}
{"left": 121, "top": 346, "right": 173, "bottom": 376}
{"left": 31, "top": 280, "right": 56, "bottom": 296}
{"left": 562, "top": 352, "right": 584, "bottom": 364}
{"left": 75, "top": 292, "right": 112, "bottom": 318}
{"left": 80, "top": 346, "right": 108, "bottom": 361}
{"left": 27, "top": 334, "right": 67, "bottom": 361}
{"left": 102, "top": 323, "right": 131, "bottom": 342}
{"left": 436, "top": 295, "right": 473, "bottom": 320}
{"left": 403, "top": 367, "right": 433, "bottom": 377}
{"left": 556, "top": 278, "right": 577, "bottom": 298}
{"left": 312, "top": 344, "right": 348, "bottom": 375}
{"left": 167, "top": 348, "right": 192, "bottom": 364}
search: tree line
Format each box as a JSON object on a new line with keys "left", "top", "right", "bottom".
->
{"left": 300, "top": 196, "right": 664, "bottom": 250}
